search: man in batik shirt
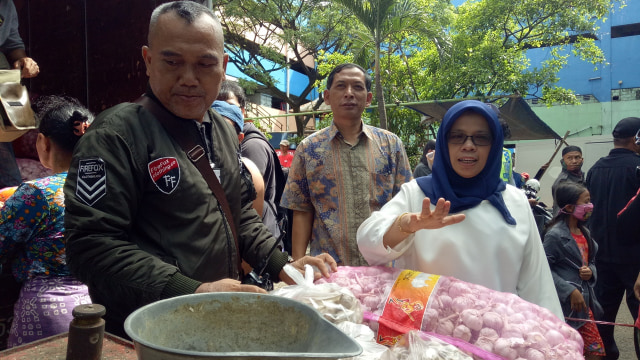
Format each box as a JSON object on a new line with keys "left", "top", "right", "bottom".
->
{"left": 281, "top": 63, "right": 412, "bottom": 266}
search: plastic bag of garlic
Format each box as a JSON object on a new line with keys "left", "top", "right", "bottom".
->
{"left": 316, "top": 266, "right": 584, "bottom": 360}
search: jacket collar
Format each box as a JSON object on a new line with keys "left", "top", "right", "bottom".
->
{"left": 553, "top": 221, "right": 591, "bottom": 264}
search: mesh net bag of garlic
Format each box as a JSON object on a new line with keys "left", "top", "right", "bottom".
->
{"left": 315, "top": 266, "right": 584, "bottom": 360}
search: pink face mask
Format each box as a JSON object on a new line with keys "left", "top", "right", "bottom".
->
{"left": 572, "top": 203, "right": 594, "bottom": 221}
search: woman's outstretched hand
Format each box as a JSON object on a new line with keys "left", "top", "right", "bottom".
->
{"left": 383, "top": 197, "right": 466, "bottom": 249}
{"left": 401, "top": 197, "right": 466, "bottom": 233}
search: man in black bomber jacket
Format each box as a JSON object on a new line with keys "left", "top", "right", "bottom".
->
{"left": 63, "top": 1, "right": 335, "bottom": 337}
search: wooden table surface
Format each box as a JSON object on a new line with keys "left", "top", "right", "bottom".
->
{"left": 0, "top": 332, "right": 138, "bottom": 360}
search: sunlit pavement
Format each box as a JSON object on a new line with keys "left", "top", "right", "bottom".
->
{"left": 614, "top": 298, "right": 637, "bottom": 360}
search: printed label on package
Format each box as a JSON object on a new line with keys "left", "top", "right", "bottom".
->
{"left": 377, "top": 270, "right": 441, "bottom": 346}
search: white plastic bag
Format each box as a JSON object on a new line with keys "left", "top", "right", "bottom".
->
{"left": 271, "top": 264, "right": 363, "bottom": 324}
{"left": 337, "top": 321, "right": 388, "bottom": 360}
{"left": 381, "top": 331, "right": 473, "bottom": 360}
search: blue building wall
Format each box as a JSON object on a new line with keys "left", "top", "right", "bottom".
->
{"left": 449, "top": 1, "right": 639, "bottom": 104}
{"left": 524, "top": 2, "right": 640, "bottom": 103}
{"left": 225, "top": 52, "right": 318, "bottom": 102}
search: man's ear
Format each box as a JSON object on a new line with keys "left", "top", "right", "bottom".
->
{"left": 222, "top": 53, "right": 229, "bottom": 74}
{"left": 142, "top": 46, "right": 151, "bottom": 76}
{"left": 323, "top": 89, "right": 331, "bottom": 106}
{"left": 365, "top": 91, "right": 373, "bottom": 107}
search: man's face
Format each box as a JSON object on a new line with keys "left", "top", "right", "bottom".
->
{"left": 280, "top": 144, "right": 289, "bottom": 152}
{"left": 323, "top": 67, "right": 372, "bottom": 123}
{"left": 562, "top": 151, "right": 583, "bottom": 172}
{"left": 142, "top": 12, "right": 228, "bottom": 121}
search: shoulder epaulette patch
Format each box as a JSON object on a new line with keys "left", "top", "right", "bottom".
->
{"left": 76, "top": 158, "right": 107, "bottom": 206}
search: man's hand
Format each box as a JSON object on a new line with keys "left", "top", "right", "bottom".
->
{"left": 279, "top": 253, "right": 338, "bottom": 284}
{"left": 195, "top": 278, "right": 266, "bottom": 294}
{"left": 13, "top": 57, "right": 39, "bottom": 78}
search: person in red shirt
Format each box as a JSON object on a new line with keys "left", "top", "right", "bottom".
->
{"left": 277, "top": 139, "right": 294, "bottom": 169}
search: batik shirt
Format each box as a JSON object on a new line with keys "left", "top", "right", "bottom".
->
{"left": 281, "top": 122, "right": 412, "bottom": 265}
{"left": 0, "top": 172, "right": 69, "bottom": 282}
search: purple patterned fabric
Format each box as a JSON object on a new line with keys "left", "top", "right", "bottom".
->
{"left": 8, "top": 276, "right": 90, "bottom": 348}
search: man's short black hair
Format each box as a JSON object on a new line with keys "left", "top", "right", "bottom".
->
{"left": 326, "top": 63, "right": 372, "bottom": 92}
{"left": 217, "top": 81, "right": 247, "bottom": 110}
{"left": 562, "top": 145, "right": 582, "bottom": 156}
{"left": 148, "top": 1, "right": 218, "bottom": 44}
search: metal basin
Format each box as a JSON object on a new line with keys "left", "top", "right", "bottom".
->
{"left": 124, "top": 292, "right": 363, "bottom": 359}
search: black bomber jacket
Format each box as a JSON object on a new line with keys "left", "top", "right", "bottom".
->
{"left": 64, "top": 93, "right": 288, "bottom": 332}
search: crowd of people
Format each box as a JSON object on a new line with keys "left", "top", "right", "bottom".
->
{"left": 1, "top": 1, "right": 640, "bottom": 359}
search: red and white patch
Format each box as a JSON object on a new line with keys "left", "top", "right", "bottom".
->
{"left": 148, "top": 157, "right": 180, "bottom": 194}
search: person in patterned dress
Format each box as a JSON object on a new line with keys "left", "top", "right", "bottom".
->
{"left": 0, "top": 95, "right": 93, "bottom": 347}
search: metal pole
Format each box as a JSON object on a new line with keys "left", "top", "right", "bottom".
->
{"left": 285, "top": 43, "right": 290, "bottom": 131}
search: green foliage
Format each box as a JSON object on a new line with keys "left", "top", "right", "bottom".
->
{"left": 386, "top": 106, "right": 433, "bottom": 167}
{"left": 237, "top": 78, "right": 259, "bottom": 95}
{"left": 331, "top": 0, "right": 441, "bottom": 129}
{"left": 316, "top": 113, "right": 334, "bottom": 131}
{"left": 315, "top": 51, "right": 355, "bottom": 92}
{"left": 420, "top": 0, "right": 622, "bottom": 105}
{"left": 370, "top": 0, "right": 620, "bottom": 155}
{"left": 218, "top": 0, "right": 622, "bottom": 151}
{"left": 541, "top": 86, "right": 580, "bottom": 106}
{"left": 571, "top": 37, "right": 606, "bottom": 69}
{"left": 214, "top": 0, "right": 361, "bottom": 136}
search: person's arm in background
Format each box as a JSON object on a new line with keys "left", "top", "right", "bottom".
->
{"left": 2, "top": 1, "right": 38, "bottom": 78}
{"left": 533, "top": 163, "right": 549, "bottom": 181}
{"left": 291, "top": 210, "right": 313, "bottom": 260}
{"left": 6, "top": 48, "right": 38, "bottom": 78}
{"left": 241, "top": 157, "right": 264, "bottom": 217}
